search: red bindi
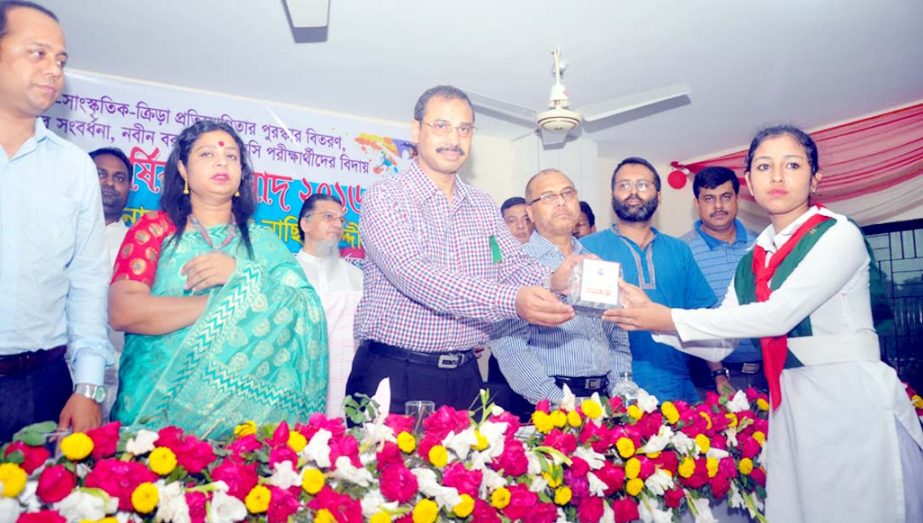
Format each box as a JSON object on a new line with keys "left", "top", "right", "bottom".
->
{"left": 218, "top": 140, "right": 225, "bottom": 146}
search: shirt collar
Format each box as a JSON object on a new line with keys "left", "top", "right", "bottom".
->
{"left": 525, "top": 231, "right": 586, "bottom": 266}
{"left": 694, "top": 219, "right": 749, "bottom": 249}
{"left": 755, "top": 205, "right": 823, "bottom": 253}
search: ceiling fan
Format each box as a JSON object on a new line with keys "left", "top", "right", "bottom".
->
{"left": 467, "top": 48, "right": 691, "bottom": 146}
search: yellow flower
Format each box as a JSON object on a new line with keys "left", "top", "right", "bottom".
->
{"left": 288, "top": 431, "right": 308, "bottom": 453}
{"left": 725, "top": 412, "right": 739, "bottom": 428}
{"left": 542, "top": 471, "right": 562, "bottom": 488}
{"left": 491, "top": 487, "right": 511, "bottom": 509}
{"left": 694, "top": 434, "right": 711, "bottom": 453}
{"left": 625, "top": 457, "right": 641, "bottom": 479}
{"left": 706, "top": 457, "right": 719, "bottom": 478}
{"left": 660, "top": 401, "right": 680, "bottom": 424}
{"left": 453, "top": 494, "right": 475, "bottom": 518}
{"left": 581, "top": 399, "right": 603, "bottom": 419}
{"left": 753, "top": 431, "right": 766, "bottom": 445}
{"left": 131, "top": 482, "right": 159, "bottom": 514}
{"left": 756, "top": 398, "right": 770, "bottom": 411}
{"left": 550, "top": 410, "right": 567, "bottom": 428}
{"left": 428, "top": 445, "right": 448, "bottom": 468}
{"left": 60, "top": 432, "right": 94, "bottom": 461}
{"left": 0, "top": 463, "right": 27, "bottom": 498}
{"left": 233, "top": 420, "right": 257, "bottom": 438}
{"left": 314, "top": 509, "right": 336, "bottom": 523}
{"left": 567, "top": 410, "right": 582, "bottom": 428}
{"left": 148, "top": 446, "right": 177, "bottom": 476}
{"left": 532, "top": 411, "right": 554, "bottom": 434}
{"left": 698, "top": 412, "right": 713, "bottom": 431}
{"left": 472, "top": 430, "right": 489, "bottom": 451}
{"left": 397, "top": 432, "right": 417, "bottom": 453}
{"left": 554, "top": 486, "right": 572, "bottom": 505}
{"left": 626, "top": 477, "right": 644, "bottom": 496}
{"left": 646, "top": 451, "right": 661, "bottom": 459}
{"left": 912, "top": 394, "right": 923, "bottom": 409}
{"left": 245, "top": 485, "right": 271, "bottom": 514}
{"left": 626, "top": 405, "right": 643, "bottom": 420}
{"left": 302, "top": 468, "right": 325, "bottom": 495}
{"left": 738, "top": 458, "right": 754, "bottom": 475}
{"left": 678, "top": 457, "right": 695, "bottom": 478}
{"left": 615, "top": 437, "right": 635, "bottom": 458}
{"left": 412, "top": 498, "right": 438, "bottom": 523}
{"left": 370, "top": 512, "right": 392, "bottom": 523}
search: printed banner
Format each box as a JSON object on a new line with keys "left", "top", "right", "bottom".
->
{"left": 41, "top": 70, "right": 415, "bottom": 259}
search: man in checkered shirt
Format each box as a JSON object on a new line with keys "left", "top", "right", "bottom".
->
{"left": 346, "top": 86, "right": 582, "bottom": 414}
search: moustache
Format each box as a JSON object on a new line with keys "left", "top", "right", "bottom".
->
{"left": 435, "top": 145, "right": 465, "bottom": 156}
{"left": 710, "top": 211, "right": 728, "bottom": 218}
{"left": 101, "top": 188, "right": 120, "bottom": 198}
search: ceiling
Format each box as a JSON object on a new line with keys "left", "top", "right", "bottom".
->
{"left": 44, "top": 0, "right": 923, "bottom": 165}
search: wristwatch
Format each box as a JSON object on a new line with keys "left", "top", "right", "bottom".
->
{"left": 74, "top": 383, "right": 107, "bottom": 404}
{"left": 710, "top": 368, "right": 730, "bottom": 380}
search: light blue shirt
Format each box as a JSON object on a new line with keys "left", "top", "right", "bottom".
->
{"left": 680, "top": 219, "right": 761, "bottom": 363}
{"left": 0, "top": 118, "right": 113, "bottom": 386}
{"left": 489, "top": 232, "right": 631, "bottom": 404}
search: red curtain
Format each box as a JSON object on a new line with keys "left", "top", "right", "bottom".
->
{"left": 675, "top": 102, "right": 923, "bottom": 203}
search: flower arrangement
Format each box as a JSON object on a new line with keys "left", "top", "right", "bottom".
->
{"left": 0, "top": 388, "right": 773, "bottom": 523}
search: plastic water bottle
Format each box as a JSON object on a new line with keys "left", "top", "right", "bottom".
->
{"left": 611, "top": 371, "right": 639, "bottom": 404}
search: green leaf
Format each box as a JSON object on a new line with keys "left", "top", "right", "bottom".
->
{"left": 12, "top": 421, "right": 57, "bottom": 446}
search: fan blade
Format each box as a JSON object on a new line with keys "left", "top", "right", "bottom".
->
{"left": 540, "top": 128, "right": 568, "bottom": 146}
{"left": 581, "top": 83, "right": 691, "bottom": 123}
{"left": 466, "top": 91, "right": 537, "bottom": 125}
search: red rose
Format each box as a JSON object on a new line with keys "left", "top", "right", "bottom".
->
{"left": 383, "top": 414, "right": 415, "bottom": 435}
{"left": 535, "top": 399, "right": 551, "bottom": 413}
{"left": 636, "top": 456, "right": 656, "bottom": 480}
{"left": 593, "top": 462, "right": 625, "bottom": 496}
{"left": 269, "top": 446, "right": 298, "bottom": 467}
{"left": 83, "top": 459, "right": 157, "bottom": 511}
{"left": 267, "top": 486, "right": 300, "bottom": 523}
{"left": 472, "top": 499, "right": 502, "bottom": 523}
{"left": 185, "top": 491, "right": 207, "bottom": 523}
{"left": 4, "top": 441, "right": 50, "bottom": 474}
{"left": 568, "top": 456, "right": 590, "bottom": 478}
{"left": 711, "top": 433, "right": 728, "bottom": 451}
{"left": 653, "top": 450, "right": 678, "bottom": 475}
{"left": 502, "top": 484, "right": 538, "bottom": 521}
{"left": 491, "top": 438, "right": 528, "bottom": 476}
{"left": 379, "top": 464, "right": 418, "bottom": 503}
{"left": 576, "top": 496, "right": 604, "bottom": 523}
{"left": 328, "top": 433, "right": 361, "bottom": 468}
{"left": 527, "top": 502, "right": 559, "bottom": 523}
{"left": 442, "top": 462, "right": 483, "bottom": 497}
{"left": 750, "top": 466, "right": 767, "bottom": 487}
{"left": 709, "top": 474, "right": 731, "bottom": 499}
{"left": 227, "top": 434, "right": 262, "bottom": 458}
{"left": 297, "top": 414, "right": 347, "bottom": 442}
{"left": 717, "top": 457, "right": 737, "bottom": 480}
{"left": 488, "top": 411, "right": 523, "bottom": 438}
{"left": 636, "top": 411, "right": 664, "bottom": 439}
{"left": 607, "top": 396, "right": 624, "bottom": 413}
{"left": 663, "top": 486, "right": 684, "bottom": 509}
{"left": 542, "top": 429, "right": 577, "bottom": 455}
{"left": 681, "top": 459, "right": 709, "bottom": 490}
{"left": 36, "top": 465, "right": 75, "bottom": 503}
{"left": 179, "top": 437, "right": 216, "bottom": 474}
{"left": 376, "top": 441, "right": 404, "bottom": 471}
{"left": 578, "top": 421, "right": 613, "bottom": 454}
{"left": 737, "top": 435, "right": 761, "bottom": 459}
{"left": 422, "top": 406, "right": 471, "bottom": 442}
{"left": 211, "top": 458, "right": 258, "bottom": 500}
{"left": 613, "top": 497, "right": 640, "bottom": 523}
{"left": 16, "top": 510, "right": 66, "bottom": 523}
{"left": 308, "top": 487, "right": 363, "bottom": 523}
{"left": 86, "top": 421, "right": 120, "bottom": 460}
{"left": 156, "top": 426, "right": 185, "bottom": 449}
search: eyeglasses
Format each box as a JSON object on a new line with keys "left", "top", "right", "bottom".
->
{"left": 422, "top": 121, "right": 476, "bottom": 137}
{"left": 306, "top": 212, "right": 346, "bottom": 225}
{"left": 614, "top": 179, "right": 656, "bottom": 193}
{"left": 528, "top": 187, "right": 578, "bottom": 206}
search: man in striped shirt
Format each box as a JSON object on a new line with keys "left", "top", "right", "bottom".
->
{"left": 679, "top": 166, "right": 765, "bottom": 394}
{"left": 490, "top": 169, "right": 631, "bottom": 417}
{"left": 347, "top": 86, "right": 581, "bottom": 415}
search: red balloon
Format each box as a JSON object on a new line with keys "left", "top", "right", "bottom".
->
{"left": 668, "top": 170, "right": 687, "bottom": 189}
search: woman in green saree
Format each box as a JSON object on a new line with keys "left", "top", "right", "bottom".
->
{"left": 109, "top": 120, "right": 327, "bottom": 438}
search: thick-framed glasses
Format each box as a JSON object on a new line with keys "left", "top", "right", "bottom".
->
{"left": 306, "top": 212, "right": 346, "bottom": 225}
{"left": 528, "top": 187, "right": 578, "bottom": 206}
{"left": 614, "top": 179, "right": 655, "bottom": 193}
{"left": 422, "top": 121, "right": 476, "bottom": 137}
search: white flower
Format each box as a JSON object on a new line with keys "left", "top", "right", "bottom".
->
{"left": 638, "top": 425, "right": 674, "bottom": 454}
{"left": 442, "top": 428, "right": 478, "bottom": 462}
{"left": 669, "top": 431, "right": 695, "bottom": 455}
{"left": 475, "top": 420, "right": 507, "bottom": 460}
{"left": 727, "top": 483, "right": 745, "bottom": 510}
{"left": 643, "top": 469, "right": 674, "bottom": 496}
{"left": 125, "top": 429, "right": 160, "bottom": 455}
{"left": 573, "top": 446, "right": 605, "bottom": 470}
{"left": 266, "top": 460, "right": 301, "bottom": 489}
{"left": 360, "top": 420, "right": 396, "bottom": 449}
{"left": 692, "top": 498, "right": 719, "bottom": 523}
{"left": 0, "top": 499, "right": 22, "bottom": 523}
{"left": 489, "top": 404, "right": 506, "bottom": 416}
{"left": 330, "top": 456, "right": 374, "bottom": 487}
{"left": 600, "top": 498, "right": 615, "bottom": 523}
{"left": 705, "top": 447, "right": 730, "bottom": 460}
{"left": 636, "top": 389, "right": 659, "bottom": 413}
{"left": 529, "top": 474, "right": 548, "bottom": 493}
{"left": 526, "top": 450, "right": 542, "bottom": 475}
{"left": 359, "top": 489, "right": 398, "bottom": 518}
{"left": 726, "top": 390, "right": 750, "bottom": 413}
{"left": 587, "top": 471, "right": 608, "bottom": 497}
{"left": 559, "top": 385, "right": 577, "bottom": 412}
{"left": 411, "top": 468, "right": 462, "bottom": 508}
{"left": 17, "top": 480, "right": 40, "bottom": 512}
{"left": 638, "top": 497, "right": 673, "bottom": 523}
{"left": 724, "top": 427, "right": 739, "bottom": 448}
{"left": 478, "top": 468, "right": 507, "bottom": 499}
{"left": 55, "top": 488, "right": 115, "bottom": 521}
{"left": 155, "top": 481, "right": 190, "bottom": 523}
{"left": 302, "top": 428, "right": 332, "bottom": 468}
{"left": 208, "top": 489, "right": 247, "bottom": 523}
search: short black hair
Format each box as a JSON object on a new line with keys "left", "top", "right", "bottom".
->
{"left": 89, "top": 147, "right": 132, "bottom": 181}
{"left": 579, "top": 201, "right": 595, "bottom": 227}
{"left": 298, "top": 193, "right": 344, "bottom": 239}
{"left": 692, "top": 166, "right": 739, "bottom": 198}
{"left": 745, "top": 124, "right": 819, "bottom": 176}
{"left": 0, "top": 1, "right": 58, "bottom": 41}
{"left": 413, "top": 85, "right": 474, "bottom": 122}
{"left": 500, "top": 196, "right": 526, "bottom": 214}
{"left": 611, "top": 156, "right": 661, "bottom": 192}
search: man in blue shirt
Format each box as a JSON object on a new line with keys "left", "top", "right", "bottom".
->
{"left": 680, "top": 166, "right": 765, "bottom": 393}
{"left": 0, "top": 1, "right": 113, "bottom": 440}
{"left": 582, "top": 157, "right": 715, "bottom": 403}
{"left": 491, "top": 169, "right": 631, "bottom": 417}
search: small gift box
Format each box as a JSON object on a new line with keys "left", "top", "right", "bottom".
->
{"left": 566, "top": 258, "right": 622, "bottom": 314}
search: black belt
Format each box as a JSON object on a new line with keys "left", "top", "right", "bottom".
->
{"left": 725, "top": 361, "right": 761, "bottom": 374}
{"left": 553, "top": 375, "right": 609, "bottom": 392}
{"left": 364, "top": 340, "right": 476, "bottom": 370}
{"left": 0, "top": 346, "right": 67, "bottom": 376}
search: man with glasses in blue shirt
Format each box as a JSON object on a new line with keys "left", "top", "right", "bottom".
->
{"left": 583, "top": 157, "right": 715, "bottom": 403}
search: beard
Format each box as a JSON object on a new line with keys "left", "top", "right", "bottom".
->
{"left": 313, "top": 239, "right": 340, "bottom": 258}
{"left": 613, "top": 195, "right": 658, "bottom": 222}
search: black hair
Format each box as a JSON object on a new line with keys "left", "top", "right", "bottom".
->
{"left": 500, "top": 196, "right": 526, "bottom": 214}
{"left": 89, "top": 147, "right": 132, "bottom": 181}
{"left": 160, "top": 120, "right": 255, "bottom": 256}
{"left": 692, "top": 166, "right": 739, "bottom": 198}
{"left": 413, "top": 85, "right": 474, "bottom": 122}
{"left": 611, "top": 156, "right": 662, "bottom": 192}
{"left": 579, "top": 201, "right": 596, "bottom": 227}
{"left": 298, "top": 193, "right": 343, "bottom": 237}
{"left": 0, "top": 1, "right": 57, "bottom": 40}
{"left": 745, "top": 125, "right": 819, "bottom": 175}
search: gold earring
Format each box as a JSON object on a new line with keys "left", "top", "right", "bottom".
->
{"left": 183, "top": 178, "right": 189, "bottom": 195}
{"left": 234, "top": 190, "right": 240, "bottom": 197}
